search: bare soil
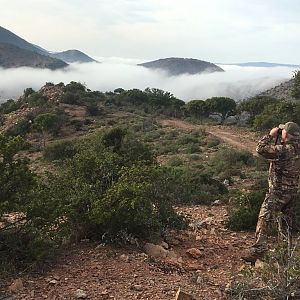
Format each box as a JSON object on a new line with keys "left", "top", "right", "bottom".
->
{"left": 1, "top": 206, "right": 254, "bottom": 300}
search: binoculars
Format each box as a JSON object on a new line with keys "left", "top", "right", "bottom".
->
{"left": 275, "top": 124, "right": 284, "bottom": 145}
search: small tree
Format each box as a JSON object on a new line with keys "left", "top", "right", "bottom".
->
{"left": 0, "top": 135, "right": 35, "bottom": 216}
{"left": 206, "top": 97, "right": 236, "bottom": 123}
{"left": 34, "top": 113, "right": 61, "bottom": 147}
{"left": 186, "top": 100, "right": 209, "bottom": 119}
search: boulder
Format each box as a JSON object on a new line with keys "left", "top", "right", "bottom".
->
{"left": 8, "top": 278, "right": 24, "bottom": 293}
{"left": 75, "top": 289, "right": 87, "bottom": 299}
{"left": 144, "top": 243, "right": 168, "bottom": 259}
{"left": 175, "top": 288, "right": 197, "bottom": 300}
{"left": 186, "top": 248, "right": 203, "bottom": 259}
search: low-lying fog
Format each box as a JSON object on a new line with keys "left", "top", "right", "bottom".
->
{"left": 0, "top": 57, "right": 296, "bottom": 103}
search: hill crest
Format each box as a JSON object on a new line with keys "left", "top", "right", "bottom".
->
{"left": 138, "top": 57, "right": 224, "bottom": 76}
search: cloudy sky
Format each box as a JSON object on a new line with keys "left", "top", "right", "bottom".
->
{"left": 1, "top": 0, "right": 300, "bottom": 63}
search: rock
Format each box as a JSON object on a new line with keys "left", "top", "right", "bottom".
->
{"left": 166, "top": 250, "right": 178, "bottom": 261}
{"left": 185, "top": 262, "right": 201, "bottom": 271}
{"left": 119, "top": 254, "right": 129, "bottom": 262}
{"left": 131, "top": 284, "right": 143, "bottom": 291}
{"left": 8, "top": 278, "right": 24, "bottom": 293}
{"left": 175, "top": 288, "right": 197, "bottom": 300}
{"left": 144, "top": 243, "right": 168, "bottom": 259}
{"left": 223, "top": 179, "right": 230, "bottom": 186}
{"left": 255, "top": 259, "right": 265, "bottom": 269}
{"left": 75, "top": 289, "right": 87, "bottom": 299}
{"left": 196, "top": 276, "right": 203, "bottom": 284}
{"left": 212, "top": 199, "right": 221, "bottom": 206}
{"left": 53, "top": 275, "right": 60, "bottom": 281}
{"left": 160, "top": 241, "right": 169, "bottom": 249}
{"left": 49, "top": 279, "right": 58, "bottom": 285}
{"left": 186, "top": 248, "right": 203, "bottom": 259}
{"left": 165, "top": 235, "right": 180, "bottom": 246}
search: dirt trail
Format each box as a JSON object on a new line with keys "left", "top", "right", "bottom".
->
{"left": 160, "top": 119, "right": 258, "bottom": 155}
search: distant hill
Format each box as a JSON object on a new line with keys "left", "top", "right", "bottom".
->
{"left": 0, "top": 26, "right": 46, "bottom": 55}
{"left": 0, "top": 43, "right": 68, "bottom": 69}
{"left": 0, "top": 26, "right": 96, "bottom": 65}
{"left": 220, "top": 62, "right": 300, "bottom": 68}
{"left": 51, "top": 50, "right": 97, "bottom": 63}
{"left": 138, "top": 57, "right": 224, "bottom": 76}
{"left": 258, "top": 78, "right": 298, "bottom": 101}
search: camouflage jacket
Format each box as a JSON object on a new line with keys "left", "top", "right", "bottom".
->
{"left": 256, "top": 135, "right": 300, "bottom": 195}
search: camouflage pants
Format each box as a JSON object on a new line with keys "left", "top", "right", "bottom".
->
{"left": 255, "top": 192, "right": 295, "bottom": 248}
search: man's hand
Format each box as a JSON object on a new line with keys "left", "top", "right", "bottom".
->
{"left": 270, "top": 127, "right": 279, "bottom": 137}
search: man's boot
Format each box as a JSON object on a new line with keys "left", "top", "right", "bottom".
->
{"left": 241, "top": 244, "right": 268, "bottom": 264}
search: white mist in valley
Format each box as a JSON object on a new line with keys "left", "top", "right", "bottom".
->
{"left": 0, "top": 58, "right": 296, "bottom": 103}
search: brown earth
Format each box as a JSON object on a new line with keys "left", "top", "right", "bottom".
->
{"left": 1, "top": 206, "right": 254, "bottom": 300}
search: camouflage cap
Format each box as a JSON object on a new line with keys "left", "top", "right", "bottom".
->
{"left": 280, "top": 122, "right": 300, "bottom": 137}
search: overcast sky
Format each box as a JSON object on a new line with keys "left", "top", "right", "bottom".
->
{"left": 1, "top": 0, "right": 300, "bottom": 63}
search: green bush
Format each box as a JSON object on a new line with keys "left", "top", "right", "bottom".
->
{"left": 167, "top": 156, "right": 183, "bottom": 166}
{"left": 92, "top": 165, "right": 187, "bottom": 237}
{"left": 5, "top": 118, "right": 31, "bottom": 137}
{"left": 226, "top": 190, "right": 265, "bottom": 231}
{"left": 186, "top": 143, "right": 201, "bottom": 154}
{"left": 27, "top": 92, "right": 48, "bottom": 107}
{"left": 43, "top": 140, "right": 78, "bottom": 161}
{"left": 86, "top": 103, "right": 100, "bottom": 116}
{"left": 61, "top": 91, "right": 80, "bottom": 104}
{"left": 0, "top": 99, "right": 21, "bottom": 114}
{"left": 0, "top": 135, "right": 41, "bottom": 275}
{"left": 206, "top": 137, "right": 220, "bottom": 148}
{"left": 207, "top": 148, "right": 254, "bottom": 179}
{"left": 163, "top": 167, "right": 228, "bottom": 205}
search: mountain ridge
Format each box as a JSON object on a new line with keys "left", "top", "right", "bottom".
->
{"left": 0, "top": 42, "right": 68, "bottom": 70}
{"left": 219, "top": 62, "right": 299, "bottom": 68}
{"left": 0, "top": 26, "right": 96, "bottom": 65}
{"left": 51, "top": 50, "right": 97, "bottom": 63}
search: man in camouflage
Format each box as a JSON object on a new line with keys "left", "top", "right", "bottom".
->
{"left": 242, "top": 121, "right": 300, "bottom": 263}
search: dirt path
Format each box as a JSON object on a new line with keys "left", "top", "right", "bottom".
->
{"left": 160, "top": 119, "right": 258, "bottom": 155}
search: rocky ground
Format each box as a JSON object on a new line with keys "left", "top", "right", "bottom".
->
{"left": 1, "top": 205, "right": 254, "bottom": 300}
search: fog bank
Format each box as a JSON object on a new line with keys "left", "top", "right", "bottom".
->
{"left": 0, "top": 59, "right": 295, "bottom": 103}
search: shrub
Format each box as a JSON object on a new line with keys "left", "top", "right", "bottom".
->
{"left": 0, "top": 99, "right": 21, "bottom": 114}
{"left": 61, "top": 91, "right": 80, "bottom": 104}
{"left": 86, "top": 103, "right": 100, "bottom": 116}
{"left": 43, "top": 140, "right": 78, "bottom": 161}
{"left": 226, "top": 189, "right": 265, "bottom": 231}
{"left": 167, "top": 156, "right": 183, "bottom": 167}
{"left": 206, "top": 137, "right": 220, "bottom": 148}
{"left": 163, "top": 167, "right": 228, "bottom": 205}
{"left": 0, "top": 135, "right": 35, "bottom": 214}
{"left": 92, "top": 165, "right": 187, "bottom": 237}
{"left": 23, "top": 87, "right": 35, "bottom": 98}
{"left": 186, "top": 143, "right": 201, "bottom": 154}
{"left": 34, "top": 112, "right": 66, "bottom": 137}
{"left": 5, "top": 118, "right": 31, "bottom": 137}
{"left": 27, "top": 92, "right": 48, "bottom": 107}
{"left": 0, "top": 114, "right": 4, "bottom": 126}
{"left": 207, "top": 148, "right": 254, "bottom": 179}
